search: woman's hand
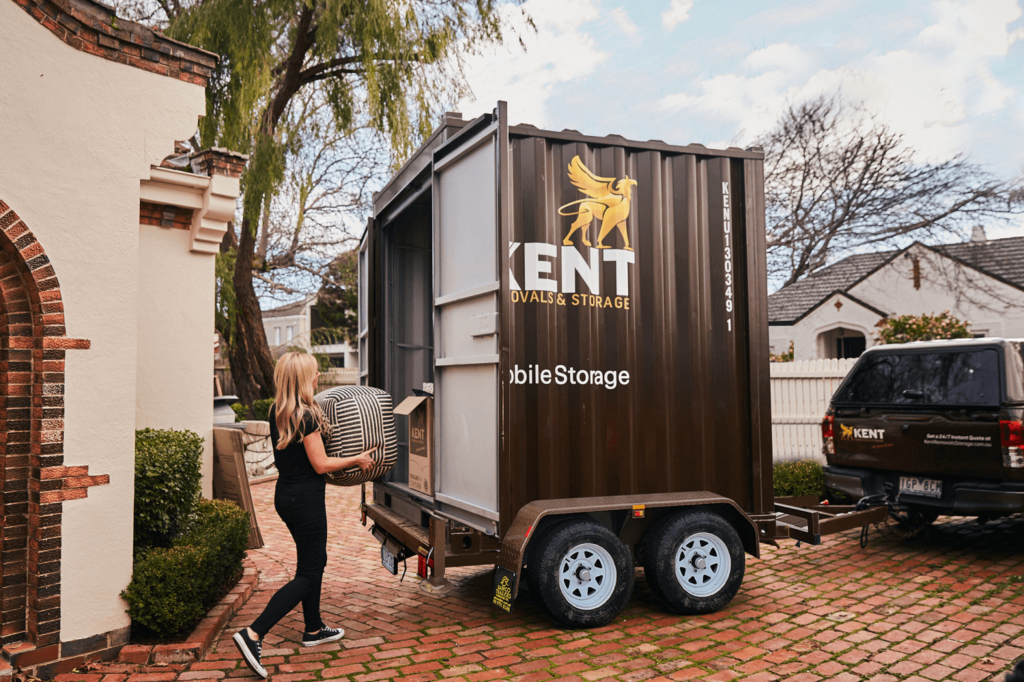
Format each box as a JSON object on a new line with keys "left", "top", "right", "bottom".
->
{"left": 351, "top": 448, "right": 376, "bottom": 472}
{"left": 304, "top": 432, "right": 379, "bottom": 475}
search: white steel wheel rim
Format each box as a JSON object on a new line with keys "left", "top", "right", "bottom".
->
{"left": 674, "top": 532, "right": 731, "bottom": 597}
{"left": 558, "top": 542, "right": 617, "bottom": 610}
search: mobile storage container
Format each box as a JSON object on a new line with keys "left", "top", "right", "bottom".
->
{"left": 357, "top": 102, "right": 880, "bottom": 627}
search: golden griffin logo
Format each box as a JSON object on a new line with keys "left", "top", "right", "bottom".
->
{"left": 558, "top": 156, "right": 637, "bottom": 251}
{"left": 840, "top": 424, "right": 854, "bottom": 440}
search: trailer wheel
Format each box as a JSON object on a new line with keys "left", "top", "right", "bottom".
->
{"left": 643, "top": 510, "right": 744, "bottom": 615}
{"left": 528, "top": 519, "right": 633, "bottom": 628}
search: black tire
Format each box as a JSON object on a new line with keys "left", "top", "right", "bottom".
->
{"left": 642, "top": 510, "right": 745, "bottom": 615}
{"left": 528, "top": 518, "right": 634, "bottom": 628}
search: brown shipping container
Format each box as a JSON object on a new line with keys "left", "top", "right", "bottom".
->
{"left": 502, "top": 131, "right": 772, "bottom": 525}
{"left": 363, "top": 102, "right": 772, "bottom": 527}
{"left": 358, "top": 102, "right": 789, "bottom": 625}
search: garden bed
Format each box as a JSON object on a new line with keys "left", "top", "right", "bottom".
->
{"left": 118, "top": 556, "right": 259, "bottom": 665}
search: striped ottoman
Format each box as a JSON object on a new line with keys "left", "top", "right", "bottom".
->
{"left": 315, "top": 385, "right": 398, "bottom": 486}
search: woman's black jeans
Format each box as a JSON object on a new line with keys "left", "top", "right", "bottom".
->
{"left": 251, "top": 481, "right": 328, "bottom": 637}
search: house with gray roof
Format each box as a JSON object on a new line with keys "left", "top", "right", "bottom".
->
{"left": 768, "top": 228, "right": 1024, "bottom": 361}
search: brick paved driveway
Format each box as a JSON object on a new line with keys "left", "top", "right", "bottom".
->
{"left": 65, "top": 481, "right": 1024, "bottom": 682}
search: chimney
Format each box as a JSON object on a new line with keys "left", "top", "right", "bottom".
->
{"left": 971, "top": 225, "right": 988, "bottom": 243}
{"left": 190, "top": 147, "right": 250, "bottom": 178}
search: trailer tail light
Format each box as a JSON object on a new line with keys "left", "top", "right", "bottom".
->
{"left": 417, "top": 554, "right": 434, "bottom": 578}
{"left": 822, "top": 415, "right": 835, "bottom": 456}
{"left": 1000, "top": 419, "right": 1024, "bottom": 468}
{"left": 632, "top": 504, "right": 645, "bottom": 519}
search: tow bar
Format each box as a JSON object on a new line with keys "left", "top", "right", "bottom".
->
{"left": 773, "top": 495, "right": 889, "bottom": 546}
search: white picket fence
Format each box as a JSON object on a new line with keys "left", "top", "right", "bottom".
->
{"left": 770, "top": 359, "right": 857, "bottom": 463}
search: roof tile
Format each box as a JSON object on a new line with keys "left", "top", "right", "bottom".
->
{"left": 767, "top": 235, "right": 1024, "bottom": 324}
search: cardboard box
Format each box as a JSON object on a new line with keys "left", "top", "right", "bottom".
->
{"left": 211, "top": 427, "right": 264, "bottom": 550}
{"left": 394, "top": 395, "right": 433, "bottom": 496}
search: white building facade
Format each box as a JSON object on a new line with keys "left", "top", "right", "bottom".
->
{"left": 1, "top": 0, "right": 243, "bottom": 672}
{"left": 768, "top": 233, "right": 1024, "bottom": 362}
{"left": 262, "top": 294, "right": 358, "bottom": 369}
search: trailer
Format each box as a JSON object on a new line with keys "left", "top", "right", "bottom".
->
{"left": 356, "top": 102, "right": 885, "bottom": 627}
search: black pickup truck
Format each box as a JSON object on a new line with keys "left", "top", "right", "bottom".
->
{"left": 823, "top": 338, "right": 1024, "bottom": 522}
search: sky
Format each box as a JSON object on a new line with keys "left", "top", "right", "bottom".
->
{"left": 455, "top": 0, "right": 1024, "bottom": 239}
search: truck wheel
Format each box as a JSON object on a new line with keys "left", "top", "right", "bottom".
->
{"left": 643, "top": 510, "right": 744, "bottom": 615}
{"left": 528, "top": 519, "right": 634, "bottom": 628}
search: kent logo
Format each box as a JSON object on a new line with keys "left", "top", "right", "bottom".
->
{"left": 840, "top": 424, "right": 885, "bottom": 441}
{"left": 508, "top": 156, "right": 637, "bottom": 310}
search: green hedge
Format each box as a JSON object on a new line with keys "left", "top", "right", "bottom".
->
{"left": 230, "top": 402, "right": 248, "bottom": 422}
{"left": 773, "top": 459, "right": 826, "bottom": 499}
{"left": 123, "top": 498, "right": 249, "bottom": 639}
{"left": 134, "top": 428, "right": 203, "bottom": 549}
{"left": 250, "top": 398, "right": 274, "bottom": 422}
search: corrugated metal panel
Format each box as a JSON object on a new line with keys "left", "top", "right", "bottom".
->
{"left": 500, "top": 134, "right": 772, "bottom": 524}
{"left": 366, "top": 108, "right": 772, "bottom": 533}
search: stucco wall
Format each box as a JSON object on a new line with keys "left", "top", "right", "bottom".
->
{"left": 772, "top": 294, "right": 884, "bottom": 361}
{"left": 135, "top": 226, "right": 216, "bottom": 498}
{"left": 850, "top": 244, "right": 1024, "bottom": 338}
{"left": 0, "top": 0, "right": 206, "bottom": 642}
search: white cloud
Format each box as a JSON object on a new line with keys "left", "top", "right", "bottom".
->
{"left": 657, "top": 0, "right": 1023, "bottom": 163}
{"left": 609, "top": 7, "right": 639, "bottom": 36}
{"left": 743, "top": 43, "right": 809, "bottom": 74}
{"left": 662, "top": 0, "right": 693, "bottom": 30}
{"left": 456, "top": 0, "right": 607, "bottom": 126}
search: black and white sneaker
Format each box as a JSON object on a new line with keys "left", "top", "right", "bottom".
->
{"left": 301, "top": 625, "right": 345, "bottom": 647}
{"left": 233, "top": 629, "right": 267, "bottom": 678}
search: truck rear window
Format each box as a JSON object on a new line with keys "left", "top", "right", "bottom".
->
{"left": 834, "top": 349, "right": 1000, "bottom": 406}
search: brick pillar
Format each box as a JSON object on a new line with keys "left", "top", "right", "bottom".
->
{"left": 189, "top": 148, "right": 249, "bottom": 178}
{"left": 0, "top": 200, "right": 99, "bottom": 655}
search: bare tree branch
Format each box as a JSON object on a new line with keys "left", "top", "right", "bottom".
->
{"left": 760, "top": 93, "right": 1024, "bottom": 288}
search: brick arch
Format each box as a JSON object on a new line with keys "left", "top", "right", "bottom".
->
{"left": 0, "top": 198, "right": 104, "bottom": 653}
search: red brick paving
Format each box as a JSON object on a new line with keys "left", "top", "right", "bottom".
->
{"left": 58, "top": 481, "right": 1024, "bottom": 681}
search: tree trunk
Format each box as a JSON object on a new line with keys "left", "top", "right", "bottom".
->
{"left": 229, "top": 217, "right": 278, "bottom": 403}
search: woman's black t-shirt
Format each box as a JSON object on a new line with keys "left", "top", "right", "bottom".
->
{"left": 268, "top": 405, "right": 325, "bottom": 489}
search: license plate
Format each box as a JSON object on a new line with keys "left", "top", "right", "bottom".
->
{"left": 899, "top": 476, "right": 942, "bottom": 498}
{"left": 381, "top": 545, "right": 397, "bottom": 575}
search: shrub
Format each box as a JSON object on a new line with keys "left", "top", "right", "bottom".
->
{"left": 770, "top": 340, "right": 794, "bottom": 363}
{"left": 250, "top": 398, "right": 274, "bottom": 422}
{"left": 179, "top": 498, "right": 250, "bottom": 592}
{"left": 774, "top": 459, "right": 826, "bottom": 499}
{"left": 123, "top": 544, "right": 212, "bottom": 639}
{"left": 134, "top": 429, "right": 203, "bottom": 549}
{"left": 230, "top": 402, "right": 249, "bottom": 422}
{"left": 875, "top": 311, "right": 971, "bottom": 344}
{"left": 123, "top": 499, "right": 249, "bottom": 639}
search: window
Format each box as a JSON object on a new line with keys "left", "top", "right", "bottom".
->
{"left": 287, "top": 326, "right": 294, "bottom": 341}
{"left": 274, "top": 327, "right": 281, "bottom": 345}
{"left": 836, "top": 336, "right": 866, "bottom": 359}
{"left": 819, "top": 327, "right": 866, "bottom": 359}
{"left": 835, "top": 350, "right": 1000, "bottom": 406}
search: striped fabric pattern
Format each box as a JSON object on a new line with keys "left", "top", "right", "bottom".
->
{"left": 315, "top": 386, "right": 398, "bottom": 486}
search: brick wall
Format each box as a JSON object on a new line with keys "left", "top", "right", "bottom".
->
{"left": 10, "top": 0, "right": 217, "bottom": 86}
{"left": 0, "top": 198, "right": 105, "bottom": 656}
{"left": 140, "top": 201, "right": 192, "bottom": 230}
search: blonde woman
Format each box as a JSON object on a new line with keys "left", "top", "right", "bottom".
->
{"left": 233, "top": 352, "right": 374, "bottom": 679}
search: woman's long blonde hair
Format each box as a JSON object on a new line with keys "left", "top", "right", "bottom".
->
{"left": 273, "top": 352, "right": 329, "bottom": 449}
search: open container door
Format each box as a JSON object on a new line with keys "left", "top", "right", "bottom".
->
{"left": 430, "top": 106, "right": 507, "bottom": 535}
{"left": 357, "top": 218, "right": 374, "bottom": 387}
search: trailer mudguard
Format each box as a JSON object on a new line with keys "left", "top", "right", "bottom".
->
{"left": 495, "top": 492, "right": 760, "bottom": 601}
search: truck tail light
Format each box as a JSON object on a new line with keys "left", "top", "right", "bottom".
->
{"left": 822, "top": 414, "right": 834, "bottom": 456}
{"left": 1000, "top": 419, "right": 1024, "bottom": 468}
